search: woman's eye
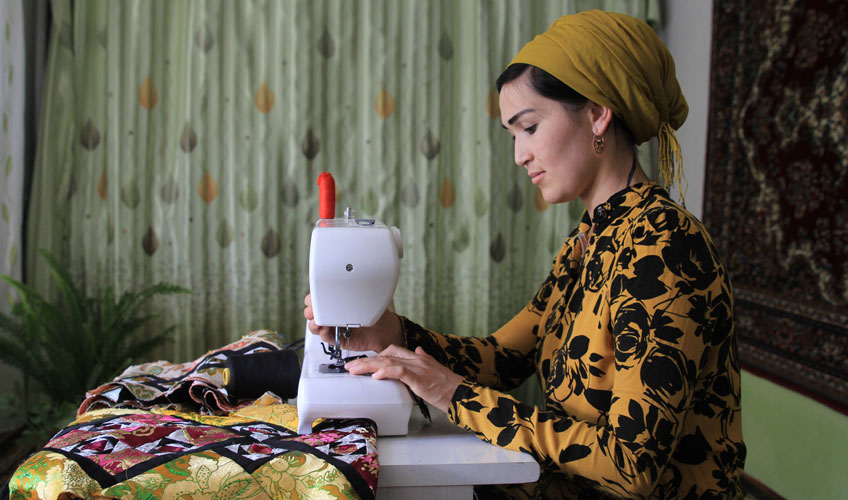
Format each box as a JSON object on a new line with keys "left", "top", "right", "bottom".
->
{"left": 524, "top": 125, "right": 537, "bottom": 134}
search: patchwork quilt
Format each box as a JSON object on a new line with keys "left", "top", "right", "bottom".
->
{"left": 2, "top": 332, "right": 380, "bottom": 500}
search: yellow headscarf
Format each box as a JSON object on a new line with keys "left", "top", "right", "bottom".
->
{"left": 509, "top": 10, "right": 688, "bottom": 200}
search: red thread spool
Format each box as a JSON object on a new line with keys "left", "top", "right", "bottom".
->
{"left": 317, "top": 172, "right": 336, "bottom": 219}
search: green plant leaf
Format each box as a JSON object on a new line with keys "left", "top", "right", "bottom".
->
{"left": 0, "top": 275, "right": 66, "bottom": 363}
{"left": 107, "top": 283, "right": 190, "bottom": 334}
{"left": 0, "top": 250, "right": 191, "bottom": 407}
{"left": 44, "top": 257, "right": 86, "bottom": 349}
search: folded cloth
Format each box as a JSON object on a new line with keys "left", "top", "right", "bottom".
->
{"left": 5, "top": 395, "right": 379, "bottom": 500}
{"left": 78, "top": 330, "right": 292, "bottom": 416}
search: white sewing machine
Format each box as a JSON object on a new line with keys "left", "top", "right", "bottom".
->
{"left": 296, "top": 208, "right": 413, "bottom": 435}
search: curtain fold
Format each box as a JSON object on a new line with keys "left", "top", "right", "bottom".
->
{"left": 0, "top": 0, "right": 25, "bottom": 312}
{"left": 26, "top": 0, "right": 660, "bottom": 364}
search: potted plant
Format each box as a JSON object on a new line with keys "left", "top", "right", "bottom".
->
{"left": 0, "top": 249, "right": 190, "bottom": 448}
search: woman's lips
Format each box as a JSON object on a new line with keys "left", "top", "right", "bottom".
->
{"left": 529, "top": 171, "right": 545, "bottom": 184}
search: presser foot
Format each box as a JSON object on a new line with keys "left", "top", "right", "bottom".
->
{"left": 318, "top": 363, "right": 347, "bottom": 374}
{"left": 317, "top": 354, "right": 369, "bottom": 374}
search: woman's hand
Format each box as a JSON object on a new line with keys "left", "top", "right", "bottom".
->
{"left": 303, "top": 293, "right": 404, "bottom": 353}
{"left": 345, "top": 345, "right": 464, "bottom": 413}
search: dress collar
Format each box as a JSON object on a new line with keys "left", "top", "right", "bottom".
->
{"left": 578, "top": 181, "right": 669, "bottom": 234}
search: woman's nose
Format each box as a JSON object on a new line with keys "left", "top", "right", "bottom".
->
{"left": 514, "top": 139, "right": 531, "bottom": 167}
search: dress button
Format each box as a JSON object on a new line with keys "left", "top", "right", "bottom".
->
{"left": 595, "top": 205, "right": 606, "bottom": 220}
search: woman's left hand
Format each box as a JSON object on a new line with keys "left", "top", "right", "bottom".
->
{"left": 345, "top": 345, "right": 465, "bottom": 413}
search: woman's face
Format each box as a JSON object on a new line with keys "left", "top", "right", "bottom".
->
{"left": 499, "top": 74, "right": 600, "bottom": 205}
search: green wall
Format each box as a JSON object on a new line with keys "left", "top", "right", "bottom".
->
{"left": 742, "top": 370, "right": 848, "bottom": 499}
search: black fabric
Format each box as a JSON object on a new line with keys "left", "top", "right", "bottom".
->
{"left": 225, "top": 348, "right": 301, "bottom": 399}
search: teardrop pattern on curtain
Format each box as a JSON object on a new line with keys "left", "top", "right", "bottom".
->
{"left": 490, "top": 232, "right": 506, "bottom": 263}
{"left": 142, "top": 226, "right": 159, "bottom": 256}
{"left": 80, "top": 119, "right": 101, "bottom": 150}
{"left": 160, "top": 178, "right": 179, "bottom": 204}
{"left": 97, "top": 170, "right": 108, "bottom": 200}
{"left": 121, "top": 180, "right": 141, "bottom": 209}
{"left": 375, "top": 86, "right": 395, "bottom": 118}
{"left": 261, "top": 228, "right": 281, "bottom": 258}
{"left": 506, "top": 183, "right": 524, "bottom": 213}
{"left": 438, "top": 31, "right": 453, "bottom": 60}
{"left": 217, "top": 219, "right": 234, "bottom": 248}
{"left": 240, "top": 184, "right": 258, "bottom": 212}
{"left": 138, "top": 77, "right": 158, "bottom": 109}
{"left": 401, "top": 181, "right": 419, "bottom": 207}
{"left": 301, "top": 128, "right": 320, "bottom": 160}
{"left": 198, "top": 171, "right": 219, "bottom": 204}
{"left": 452, "top": 224, "right": 470, "bottom": 253}
{"left": 180, "top": 123, "right": 198, "bottom": 152}
{"left": 281, "top": 181, "right": 299, "bottom": 207}
{"left": 419, "top": 130, "right": 440, "bottom": 160}
{"left": 439, "top": 177, "right": 456, "bottom": 209}
{"left": 195, "top": 24, "right": 214, "bottom": 52}
{"left": 317, "top": 27, "right": 335, "bottom": 58}
{"left": 254, "top": 82, "right": 275, "bottom": 114}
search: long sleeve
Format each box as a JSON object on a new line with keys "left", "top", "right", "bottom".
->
{"left": 401, "top": 307, "right": 538, "bottom": 391}
{"left": 401, "top": 238, "right": 580, "bottom": 391}
{"left": 443, "top": 197, "right": 745, "bottom": 499}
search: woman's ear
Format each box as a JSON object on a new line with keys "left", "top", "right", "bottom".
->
{"left": 588, "top": 102, "right": 613, "bottom": 137}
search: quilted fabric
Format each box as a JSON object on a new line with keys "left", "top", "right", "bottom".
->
{"left": 6, "top": 401, "right": 378, "bottom": 500}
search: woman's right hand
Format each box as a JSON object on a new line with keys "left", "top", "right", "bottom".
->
{"left": 303, "top": 293, "right": 404, "bottom": 353}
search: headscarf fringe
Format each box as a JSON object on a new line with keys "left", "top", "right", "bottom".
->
{"left": 657, "top": 122, "right": 687, "bottom": 207}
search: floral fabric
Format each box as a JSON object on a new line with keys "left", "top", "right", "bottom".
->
{"left": 5, "top": 399, "right": 378, "bottom": 500}
{"left": 79, "top": 330, "right": 285, "bottom": 416}
{"left": 4, "top": 331, "right": 379, "bottom": 500}
{"left": 403, "top": 182, "right": 746, "bottom": 499}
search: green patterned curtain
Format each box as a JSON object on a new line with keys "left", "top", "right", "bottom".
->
{"left": 1, "top": 0, "right": 25, "bottom": 314}
{"left": 27, "top": 0, "right": 659, "bottom": 363}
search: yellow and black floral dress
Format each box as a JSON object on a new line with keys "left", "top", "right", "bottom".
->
{"left": 402, "top": 182, "right": 746, "bottom": 499}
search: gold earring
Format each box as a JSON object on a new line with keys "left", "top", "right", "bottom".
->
{"left": 593, "top": 135, "right": 605, "bottom": 155}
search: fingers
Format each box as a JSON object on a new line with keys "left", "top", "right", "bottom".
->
{"left": 303, "top": 293, "right": 315, "bottom": 322}
{"left": 346, "top": 356, "right": 406, "bottom": 380}
{"left": 317, "top": 326, "right": 335, "bottom": 344}
{"left": 378, "top": 344, "right": 417, "bottom": 360}
{"left": 414, "top": 346, "right": 434, "bottom": 360}
{"left": 306, "top": 317, "right": 334, "bottom": 344}
{"left": 345, "top": 348, "right": 463, "bottom": 414}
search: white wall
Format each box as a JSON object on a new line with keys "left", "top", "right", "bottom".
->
{"left": 659, "top": 0, "right": 713, "bottom": 219}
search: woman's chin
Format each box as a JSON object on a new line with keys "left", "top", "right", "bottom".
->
{"left": 541, "top": 189, "right": 577, "bottom": 205}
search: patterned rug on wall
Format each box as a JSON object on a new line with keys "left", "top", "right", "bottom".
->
{"left": 703, "top": 0, "right": 848, "bottom": 411}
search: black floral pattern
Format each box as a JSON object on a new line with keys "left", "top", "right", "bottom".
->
{"left": 406, "top": 183, "right": 746, "bottom": 499}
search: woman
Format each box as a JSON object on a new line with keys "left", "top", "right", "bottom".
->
{"left": 304, "top": 10, "right": 745, "bottom": 499}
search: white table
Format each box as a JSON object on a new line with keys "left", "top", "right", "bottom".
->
{"left": 375, "top": 407, "right": 540, "bottom": 500}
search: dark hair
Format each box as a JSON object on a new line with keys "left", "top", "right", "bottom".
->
{"left": 496, "top": 63, "right": 634, "bottom": 147}
{"left": 496, "top": 63, "right": 588, "bottom": 111}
